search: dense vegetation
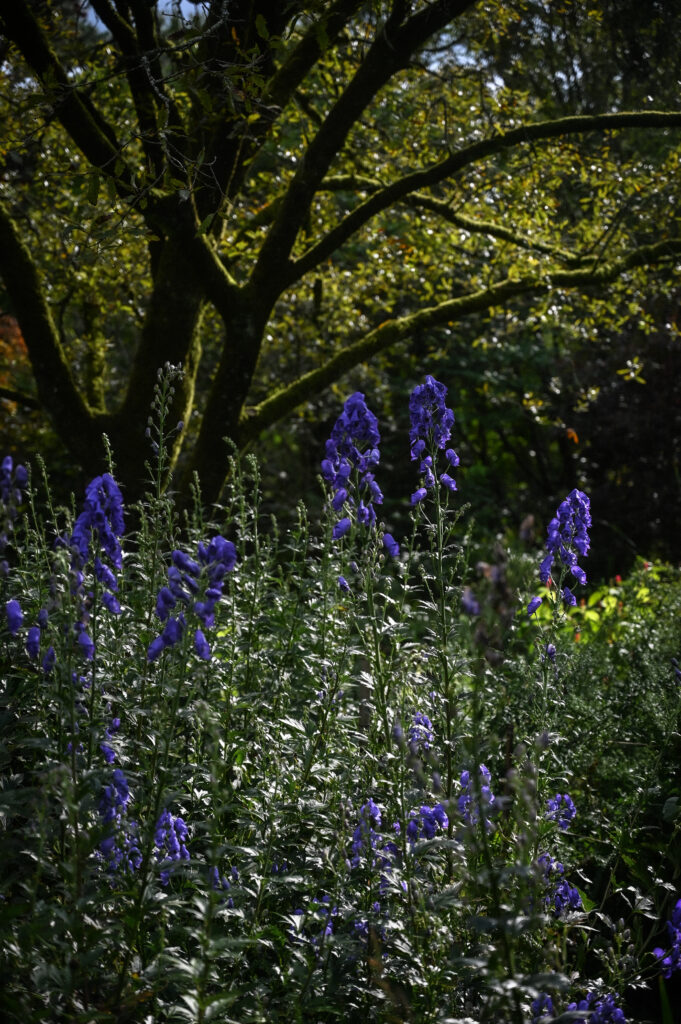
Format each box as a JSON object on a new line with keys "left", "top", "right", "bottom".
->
{"left": 1, "top": 1, "right": 681, "bottom": 572}
{"left": 1, "top": 369, "right": 681, "bottom": 1022}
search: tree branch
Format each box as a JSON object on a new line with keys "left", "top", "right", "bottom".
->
{"left": 0, "top": 387, "right": 41, "bottom": 411}
{"left": 287, "top": 109, "right": 681, "bottom": 284}
{"left": 261, "top": 0, "right": 365, "bottom": 112}
{"left": 0, "top": 201, "right": 100, "bottom": 463}
{"left": 250, "top": 0, "right": 477, "bottom": 300}
{"left": 0, "top": 1, "right": 135, "bottom": 192}
{"left": 239, "top": 235, "right": 681, "bottom": 443}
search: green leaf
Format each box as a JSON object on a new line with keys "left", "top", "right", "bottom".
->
{"left": 86, "top": 172, "right": 100, "bottom": 206}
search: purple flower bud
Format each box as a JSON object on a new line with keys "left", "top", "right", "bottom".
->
{"left": 383, "top": 533, "right": 399, "bottom": 557}
{"left": 194, "top": 628, "right": 211, "bottom": 660}
{"left": 26, "top": 626, "right": 41, "bottom": 659}
{"left": 332, "top": 517, "right": 351, "bottom": 539}
{"left": 5, "top": 599, "right": 23, "bottom": 635}
{"left": 78, "top": 631, "right": 95, "bottom": 660}
{"left": 527, "top": 596, "right": 543, "bottom": 617}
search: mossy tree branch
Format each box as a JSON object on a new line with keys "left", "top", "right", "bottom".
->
{"left": 240, "top": 236, "right": 681, "bottom": 444}
{"left": 0, "top": 200, "right": 103, "bottom": 466}
{"left": 287, "top": 110, "right": 681, "bottom": 285}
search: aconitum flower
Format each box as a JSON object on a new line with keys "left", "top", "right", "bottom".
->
{"left": 552, "top": 878, "right": 583, "bottom": 916}
{"left": 26, "top": 626, "right": 41, "bottom": 659}
{"left": 406, "top": 802, "right": 448, "bottom": 843}
{"left": 5, "top": 598, "right": 23, "bottom": 635}
{"left": 154, "top": 809, "right": 190, "bottom": 885}
{"left": 383, "top": 532, "right": 399, "bottom": 557}
{"left": 531, "top": 993, "right": 555, "bottom": 1023}
{"left": 408, "top": 711, "right": 434, "bottom": 752}
{"left": 654, "top": 897, "right": 681, "bottom": 978}
{"left": 458, "top": 764, "right": 495, "bottom": 827}
{"left": 408, "top": 376, "right": 459, "bottom": 502}
{"left": 542, "top": 489, "right": 591, "bottom": 590}
{"left": 546, "top": 793, "right": 576, "bottom": 830}
{"left": 0, "top": 456, "right": 28, "bottom": 557}
{"left": 321, "top": 392, "right": 383, "bottom": 535}
{"left": 149, "top": 535, "right": 236, "bottom": 661}
{"left": 567, "top": 992, "right": 626, "bottom": 1024}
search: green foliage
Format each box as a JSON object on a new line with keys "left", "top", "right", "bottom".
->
{"left": 1, "top": 375, "right": 681, "bottom": 1022}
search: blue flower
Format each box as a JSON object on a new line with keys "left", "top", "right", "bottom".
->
{"left": 546, "top": 793, "right": 577, "bottom": 830}
{"left": 383, "top": 532, "right": 399, "bottom": 557}
{"left": 406, "top": 801, "right": 449, "bottom": 843}
{"left": 654, "top": 897, "right": 681, "bottom": 978}
{"left": 531, "top": 993, "right": 555, "bottom": 1023}
{"left": 154, "top": 809, "right": 190, "bottom": 885}
{"left": 322, "top": 393, "right": 384, "bottom": 536}
{"left": 527, "top": 595, "right": 543, "bottom": 617}
{"left": 338, "top": 575, "right": 350, "bottom": 592}
{"left": 567, "top": 992, "right": 626, "bottom": 1024}
{"left": 77, "top": 630, "right": 95, "bottom": 661}
{"left": 5, "top": 599, "right": 23, "bottom": 635}
{"left": 42, "top": 645, "right": 56, "bottom": 674}
{"left": 332, "top": 517, "right": 352, "bottom": 539}
{"left": 149, "top": 535, "right": 235, "bottom": 661}
{"left": 408, "top": 376, "right": 459, "bottom": 500}
{"left": 194, "top": 628, "right": 211, "bottom": 660}
{"left": 0, "top": 456, "right": 28, "bottom": 556}
{"left": 408, "top": 711, "right": 434, "bottom": 752}
{"left": 25, "top": 626, "right": 40, "bottom": 658}
{"left": 461, "top": 586, "right": 480, "bottom": 615}
{"left": 458, "top": 765, "right": 495, "bottom": 827}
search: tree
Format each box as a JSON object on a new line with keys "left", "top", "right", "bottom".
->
{"left": 1, "top": 0, "right": 681, "bottom": 504}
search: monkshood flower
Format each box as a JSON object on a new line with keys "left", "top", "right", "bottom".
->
{"left": 349, "top": 799, "right": 398, "bottom": 892}
{"left": 26, "top": 625, "right": 41, "bottom": 659}
{"left": 458, "top": 764, "right": 495, "bottom": 827}
{"left": 654, "top": 897, "right": 681, "bottom": 977}
{"left": 408, "top": 711, "right": 434, "bottom": 753}
{"left": 528, "top": 489, "right": 591, "bottom": 614}
{"left": 154, "top": 808, "right": 190, "bottom": 885}
{"left": 288, "top": 896, "right": 338, "bottom": 950}
{"left": 350, "top": 798, "right": 382, "bottom": 868}
{"left": 149, "top": 535, "right": 236, "bottom": 661}
{"left": 0, "top": 455, "right": 28, "bottom": 557}
{"left": 321, "top": 392, "right": 383, "bottom": 534}
{"left": 567, "top": 992, "right": 626, "bottom": 1023}
{"left": 546, "top": 793, "right": 577, "bottom": 830}
{"left": 5, "top": 598, "right": 23, "bottom": 635}
{"left": 408, "top": 376, "right": 459, "bottom": 503}
{"left": 67, "top": 473, "right": 125, "bottom": 658}
{"left": 97, "top": 768, "right": 142, "bottom": 875}
{"left": 406, "top": 802, "right": 448, "bottom": 843}
{"left": 531, "top": 993, "right": 554, "bottom": 1023}
{"left": 552, "top": 877, "right": 583, "bottom": 916}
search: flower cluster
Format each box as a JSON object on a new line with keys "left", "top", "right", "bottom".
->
{"left": 408, "top": 375, "right": 459, "bottom": 503}
{"left": 533, "top": 992, "right": 625, "bottom": 1023}
{"left": 0, "top": 455, "right": 28, "bottom": 569}
{"left": 349, "top": 798, "right": 383, "bottom": 869}
{"left": 408, "top": 711, "right": 434, "bottom": 753}
{"left": 349, "top": 800, "right": 399, "bottom": 895}
{"left": 528, "top": 488, "right": 591, "bottom": 615}
{"left": 654, "top": 897, "right": 681, "bottom": 977}
{"left": 154, "top": 808, "right": 190, "bottom": 885}
{"left": 66, "top": 474, "right": 126, "bottom": 659}
{"left": 406, "top": 802, "right": 449, "bottom": 843}
{"left": 321, "top": 392, "right": 383, "bottom": 537}
{"left": 567, "top": 993, "right": 626, "bottom": 1023}
{"left": 148, "top": 535, "right": 237, "bottom": 662}
{"left": 98, "top": 769, "right": 142, "bottom": 875}
{"left": 289, "top": 895, "right": 338, "bottom": 950}
{"left": 458, "top": 765, "right": 495, "bottom": 827}
{"left": 545, "top": 792, "right": 577, "bottom": 830}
